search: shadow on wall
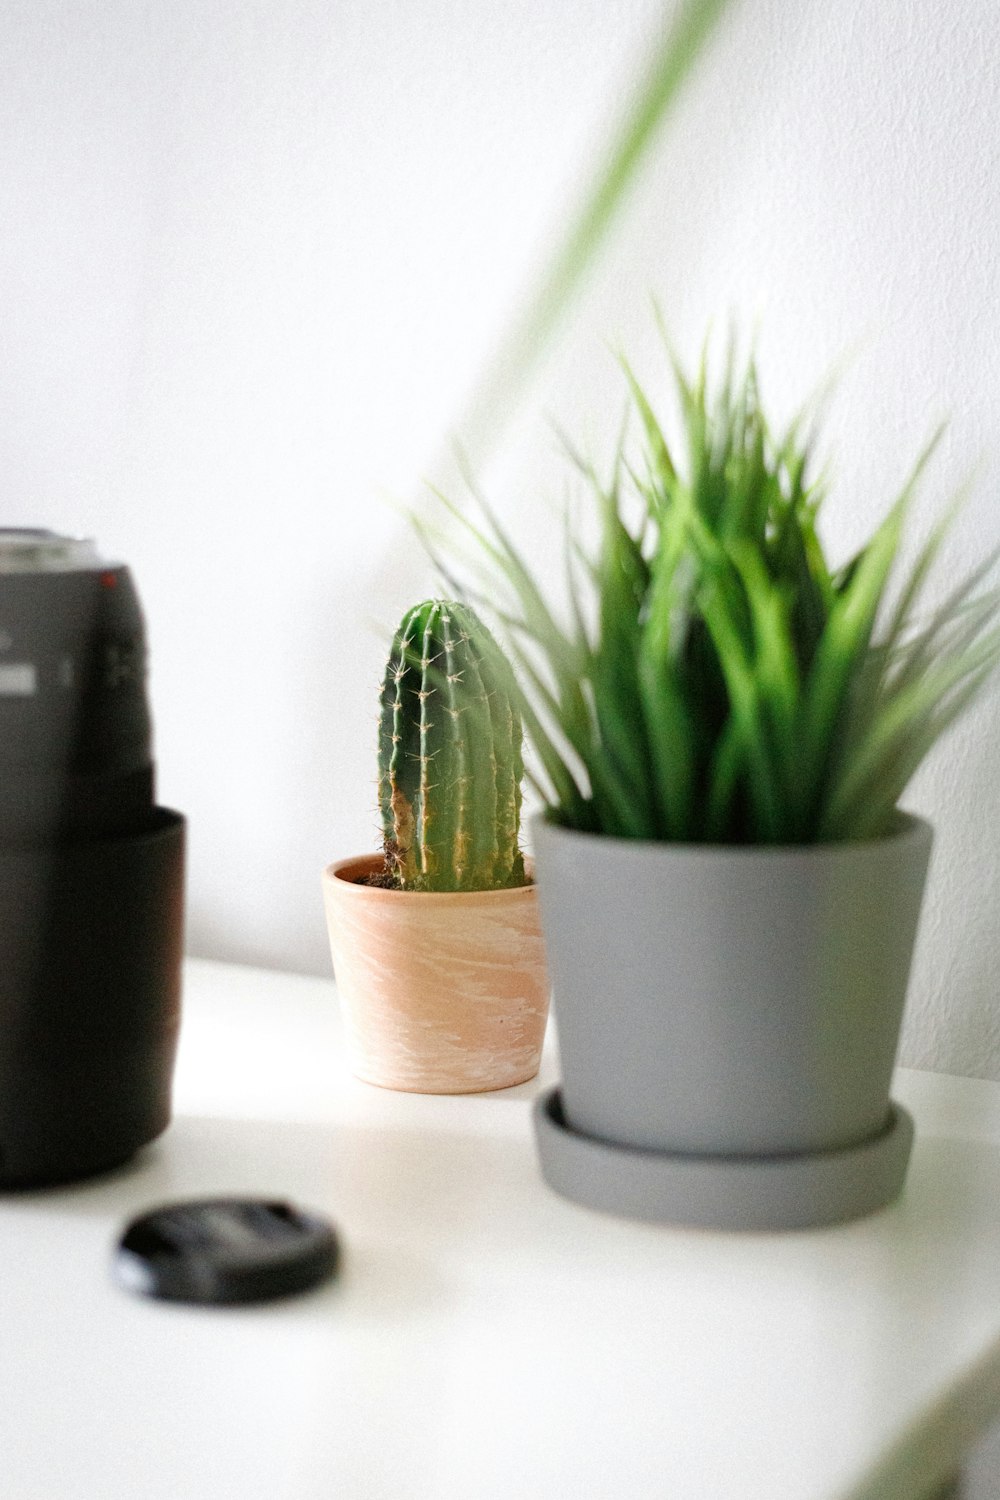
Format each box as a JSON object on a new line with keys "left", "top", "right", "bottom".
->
{"left": 899, "top": 693, "right": 1000, "bottom": 1080}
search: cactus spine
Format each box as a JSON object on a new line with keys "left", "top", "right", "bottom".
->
{"left": 378, "top": 600, "right": 526, "bottom": 892}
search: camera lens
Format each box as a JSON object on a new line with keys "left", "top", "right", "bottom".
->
{"left": 0, "top": 529, "right": 155, "bottom": 842}
{"left": 0, "top": 530, "right": 185, "bottom": 1188}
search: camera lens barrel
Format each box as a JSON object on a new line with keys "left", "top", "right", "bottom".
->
{"left": 0, "top": 530, "right": 185, "bottom": 1187}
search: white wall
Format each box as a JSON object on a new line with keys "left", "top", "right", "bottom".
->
{"left": 3, "top": 0, "right": 1000, "bottom": 1077}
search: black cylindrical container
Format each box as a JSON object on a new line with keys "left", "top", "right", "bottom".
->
{"left": 0, "top": 531, "right": 185, "bottom": 1187}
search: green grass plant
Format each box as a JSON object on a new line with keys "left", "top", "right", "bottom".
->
{"left": 421, "top": 338, "right": 1000, "bottom": 844}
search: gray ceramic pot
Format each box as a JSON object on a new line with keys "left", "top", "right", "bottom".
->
{"left": 531, "top": 812, "right": 932, "bottom": 1159}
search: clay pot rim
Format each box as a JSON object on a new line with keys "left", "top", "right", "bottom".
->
{"left": 324, "top": 853, "right": 537, "bottom": 903}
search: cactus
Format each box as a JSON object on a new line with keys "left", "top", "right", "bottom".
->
{"left": 378, "top": 599, "right": 527, "bottom": 892}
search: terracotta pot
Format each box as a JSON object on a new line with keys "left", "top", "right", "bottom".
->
{"left": 321, "top": 855, "right": 550, "bottom": 1093}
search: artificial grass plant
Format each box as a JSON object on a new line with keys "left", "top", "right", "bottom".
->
{"left": 420, "top": 337, "right": 1000, "bottom": 844}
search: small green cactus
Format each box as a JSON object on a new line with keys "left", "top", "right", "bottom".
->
{"left": 378, "top": 599, "right": 527, "bottom": 892}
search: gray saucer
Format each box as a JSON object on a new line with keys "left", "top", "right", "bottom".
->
{"left": 533, "top": 1088, "right": 914, "bottom": 1230}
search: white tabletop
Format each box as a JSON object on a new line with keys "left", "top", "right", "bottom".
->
{"left": 2, "top": 958, "right": 1000, "bottom": 1500}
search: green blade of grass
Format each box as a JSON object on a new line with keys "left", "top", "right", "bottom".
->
{"left": 449, "top": 0, "right": 740, "bottom": 477}
{"left": 727, "top": 541, "right": 804, "bottom": 825}
{"left": 696, "top": 569, "right": 784, "bottom": 840}
{"left": 800, "top": 495, "right": 907, "bottom": 777}
{"left": 505, "top": 668, "right": 590, "bottom": 819}
{"left": 821, "top": 661, "right": 999, "bottom": 841}
{"left": 885, "top": 552, "right": 1000, "bottom": 698}
{"left": 819, "top": 626, "right": 1000, "bottom": 836}
{"left": 637, "top": 660, "right": 698, "bottom": 838}
{"left": 703, "top": 714, "right": 744, "bottom": 840}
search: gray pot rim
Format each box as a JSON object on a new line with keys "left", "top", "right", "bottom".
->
{"left": 529, "top": 808, "right": 931, "bottom": 862}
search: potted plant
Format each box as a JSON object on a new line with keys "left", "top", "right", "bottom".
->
{"left": 421, "top": 336, "right": 1000, "bottom": 1227}
{"left": 322, "top": 598, "right": 549, "bottom": 1094}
